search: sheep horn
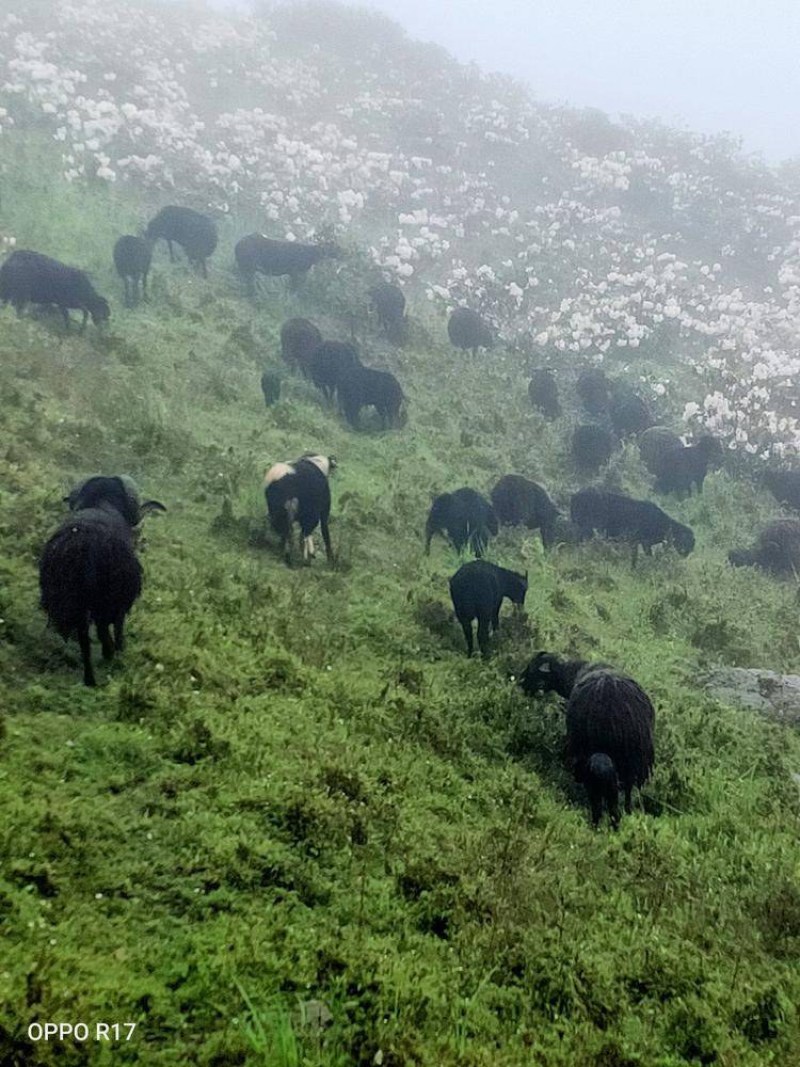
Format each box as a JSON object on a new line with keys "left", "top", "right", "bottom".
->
{"left": 140, "top": 500, "right": 167, "bottom": 515}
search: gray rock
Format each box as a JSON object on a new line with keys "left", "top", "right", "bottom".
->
{"left": 703, "top": 667, "right": 800, "bottom": 726}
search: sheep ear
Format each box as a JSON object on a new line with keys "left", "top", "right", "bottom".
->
{"left": 141, "top": 500, "right": 167, "bottom": 515}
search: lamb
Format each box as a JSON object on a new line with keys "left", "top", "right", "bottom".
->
{"left": 280, "top": 318, "right": 323, "bottom": 375}
{"left": 369, "top": 282, "right": 407, "bottom": 344}
{"left": 305, "top": 341, "right": 362, "bottom": 400}
{"left": 519, "top": 652, "right": 655, "bottom": 828}
{"left": 729, "top": 519, "right": 800, "bottom": 577}
{"left": 610, "top": 391, "right": 652, "bottom": 437}
{"left": 528, "top": 369, "right": 561, "bottom": 419}
{"left": 145, "top": 206, "right": 217, "bottom": 277}
{"left": 490, "top": 474, "right": 560, "bottom": 549}
{"left": 337, "top": 365, "right": 404, "bottom": 429}
{"left": 571, "top": 424, "right": 614, "bottom": 473}
{"left": 39, "top": 476, "right": 166, "bottom": 687}
{"left": 263, "top": 454, "right": 336, "bottom": 566}
{"left": 638, "top": 426, "right": 683, "bottom": 475}
{"left": 763, "top": 470, "right": 800, "bottom": 511}
{"left": 447, "top": 307, "right": 493, "bottom": 355}
{"left": 653, "top": 435, "right": 724, "bottom": 496}
{"left": 425, "top": 488, "right": 499, "bottom": 558}
{"left": 0, "top": 250, "right": 110, "bottom": 329}
{"left": 449, "top": 560, "right": 527, "bottom": 657}
{"left": 235, "top": 234, "right": 340, "bottom": 293}
{"left": 576, "top": 367, "right": 609, "bottom": 415}
{"left": 570, "top": 487, "right": 695, "bottom": 559}
{"left": 113, "top": 235, "right": 153, "bottom": 307}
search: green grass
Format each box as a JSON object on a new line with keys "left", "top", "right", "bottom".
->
{"left": 2, "top": 132, "right": 800, "bottom": 1065}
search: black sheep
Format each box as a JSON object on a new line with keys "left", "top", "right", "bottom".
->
{"left": 306, "top": 341, "right": 362, "bottom": 400}
{"left": 572, "top": 424, "right": 614, "bottom": 473}
{"left": 235, "top": 234, "right": 340, "bottom": 293}
{"left": 370, "top": 282, "right": 407, "bottom": 344}
{"left": 449, "top": 560, "right": 527, "bottom": 657}
{"left": 570, "top": 487, "right": 695, "bottom": 559}
{"left": 0, "top": 250, "right": 110, "bottom": 329}
{"left": 260, "top": 370, "right": 281, "bottom": 406}
{"left": 263, "top": 454, "right": 335, "bottom": 566}
{"left": 653, "top": 435, "right": 724, "bottom": 496}
{"left": 729, "top": 519, "right": 800, "bottom": 577}
{"left": 39, "top": 476, "right": 165, "bottom": 686}
{"left": 528, "top": 369, "right": 561, "bottom": 419}
{"left": 490, "top": 474, "right": 560, "bottom": 549}
{"left": 145, "top": 206, "right": 217, "bottom": 277}
{"left": 447, "top": 307, "right": 493, "bottom": 355}
{"left": 113, "top": 235, "right": 153, "bottom": 307}
{"left": 610, "top": 391, "right": 652, "bottom": 437}
{"left": 425, "top": 488, "right": 499, "bottom": 558}
{"left": 638, "top": 426, "right": 683, "bottom": 475}
{"left": 337, "top": 365, "right": 404, "bottom": 429}
{"left": 280, "top": 317, "right": 323, "bottom": 375}
{"left": 763, "top": 470, "right": 800, "bottom": 511}
{"left": 519, "top": 653, "right": 655, "bottom": 828}
{"left": 576, "top": 367, "right": 609, "bottom": 415}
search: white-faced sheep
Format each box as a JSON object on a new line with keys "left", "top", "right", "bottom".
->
{"left": 0, "top": 250, "right": 110, "bottom": 330}
{"left": 263, "top": 454, "right": 336, "bottom": 566}
{"left": 449, "top": 560, "right": 527, "bottom": 657}
{"left": 425, "top": 488, "right": 499, "bottom": 558}
{"left": 519, "top": 652, "right": 655, "bottom": 828}
{"left": 145, "top": 206, "right": 217, "bottom": 277}
{"left": 39, "top": 476, "right": 165, "bottom": 686}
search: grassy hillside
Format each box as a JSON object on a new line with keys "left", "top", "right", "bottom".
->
{"left": 2, "top": 4, "right": 800, "bottom": 1066}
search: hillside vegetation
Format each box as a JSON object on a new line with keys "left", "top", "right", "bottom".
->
{"left": 2, "top": 2, "right": 800, "bottom": 1065}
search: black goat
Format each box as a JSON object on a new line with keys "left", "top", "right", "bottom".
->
{"left": 447, "top": 307, "right": 493, "bottom": 355}
{"left": 519, "top": 653, "right": 655, "bottom": 828}
{"left": 113, "top": 235, "right": 153, "bottom": 307}
{"left": 370, "top": 282, "right": 407, "bottom": 344}
{"left": 263, "top": 454, "right": 335, "bottom": 566}
{"left": 235, "top": 234, "right": 340, "bottom": 293}
{"left": 638, "top": 426, "right": 683, "bottom": 475}
{"left": 39, "top": 476, "right": 165, "bottom": 686}
{"left": 0, "top": 250, "right": 110, "bottom": 329}
{"left": 306, "top": 341, "right": 361, "bottom": 400}
{"left": 449, "top": 560, "right": 527, "bottom": 657}
{"left": 576, "top": 368, "right": 609, "bottom": 415}
{"left": 572, "top": 424, "right": 614, "bottom": 473}
{"left": 570, "top": 487, "right": 695, "bottom": 559}
{"left": 528, "top": 369, "right": 561, "bottom": 419}
{"left": 763, "top": 470, "right": 800, "bottom": 511}
{"left": 729, "top": 519, "right": 800, "bottom": 577}
{"left": 653, "top": 435, "right": 723, "bottom": 496}
{"left": 280, "top": 318, "right": 323, "bottom": 375}
{"left": 425, "top": 488, "right": 498, "bottom": 558}
{"left": 337, "top": 365, "right": 404, "bottom": 429}
{"left": 490, "top": 474, "right": 560, "bottom": 549}
{"left": 145, "top": 206, "right": 217, "bottom": 277}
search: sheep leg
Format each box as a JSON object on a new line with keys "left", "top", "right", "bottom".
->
{"left": 142, "top": 270, "right": 149, "bottom": 302}
{"left": 113, "top": 614, "right": 126, "bottom": 652}
{"left": 460, "top": 620, "right": 474, "bottom": 657}
{"left": 62, "top": 306, "right": 73, "bottom": 330}
{"left": 477, "top": 617, "right": 491, "bottom": 658}
{"left": 97, "top": 623, "right": 115, "bottom": 662}
{"left": 78, "top": 625, "right": 96, "bottom": 687}
{"left": 624, "top": 786, "right": 633, "bottom": 814}
{"left": 167, "top": 240, "right": 176, "bottom": 263}
{"left": 320, "top": 518, "right": 333, "bottom": 564}
{"left": 200, "top": 258, "right": 208, "bottom": 279}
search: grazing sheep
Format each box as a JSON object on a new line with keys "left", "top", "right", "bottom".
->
{"left": 447, "top": 307, "right": 493, "bottom": 355}
{"left": 763, "top": 470, "right": 800, "bottom": 511}
{"left": 370, "top": 282, "right": 407, "bottom": 343}
{"left": 113, "top": 235, "right": 153, "bottom": 307}
{"left": 519, "top": 653, "right": 655, "bottom": 828}
{"left": 449, "top": 560, "right": 527, "bottom": 657}
{"left": 337, "top": 365, "right": 404, "bottom": 429}
{"left": 425, "top": 488, "right": 499, "bottom": 558}
{"left": 263, "top": 454, "right": 335, "bottom": 566}
{"left": 729, "top": 519, "right": 800, "bottom": 577}
{"left": 490, "top": 474, "right": 560, "bottom": 549}
{"left": 653, "top": 435, "right": 724, "bottom": 496}
{"left": 576, "top": 368, "right": 609, "bottom": 415}
{"left": 305, "top": 341, "right": 362, "bottom": 400}
{"left": 39, "top": 476, "right": 166, "bottom": 687}
{"left": 610, "top": 391, "right": 652, "bottom": 437}
{"left": 572, "top": 424, "right": 614, "bottom": 473}
{"left": 235, "top": 234, "right": 340, "bottom": 293}
{"left": 0, "top": 250, "right": 110, "bottom": 329}
{"left": 145, "top": 206, "right": 217, "bottom": 277}
{"left": 570, "top": 487, "right": 695, "bottom": 559}
{"left": 260, "top": 370, "right": 281, "bottom": 406}
{"left": 528, "top": 369, "right": 561, "bottom": 419}
{"left": 280, "top": 317, "right": 323, "bottom": 376}
{"left": 638, "top": 426, "right": 683, "bottom": 475}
